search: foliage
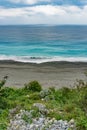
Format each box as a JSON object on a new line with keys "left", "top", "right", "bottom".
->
{"left": 39, "top": 89, "right": 51, "bottom": 98}
{"left": 0, "top": 80, "right": 87, "bottom": 129}
{"left": 0, "top": 98, "right": 8, "bottom": 109}
{"left": 0, "top": 123, "right": 7, "bottom": 130}
{"left": 76, "top": 116, "right": 87, "bottom": 130}
{"left": 29, "top": 93, "right": 40, "bottom": 100}
{"left": 24, "top": 81, "right": 42, "bottom": 92}
{"left": 0, "top": 87, "right": 14, "bottom": 97}
{"left": 49, "top": 87, "right": 56, "bottom": 93}
{"left": 31, "top": 107, "right": 40, "bottom": 118}
{"left": 0, "top": 76, "right": 8, "bottom": 89}
{"left": 75, "top": 79, "right": 87, "bottom": 90}
{"left": 22, "top": 114, "right": 32, "bottom": 124}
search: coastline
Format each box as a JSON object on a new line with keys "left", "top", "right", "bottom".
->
{"left": 0, "top": 60, "right": 87, "bottom": 88}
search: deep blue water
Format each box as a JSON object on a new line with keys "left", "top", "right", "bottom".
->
{"left": 0, "top": 25, "right": 87, "bottom": 63}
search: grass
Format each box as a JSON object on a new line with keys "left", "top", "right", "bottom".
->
{"left": 0, "top": 80, "right": 87, "bottom": 130}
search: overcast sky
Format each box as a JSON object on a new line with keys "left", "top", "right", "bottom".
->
{"left": 0, "top": 0, "right": 87, "bottom": 25}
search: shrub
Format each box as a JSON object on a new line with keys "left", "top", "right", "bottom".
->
{"left": 31, "top": 108, "right": 40, "bottom": 118}
{"left": 44, "top": 95, "right": 55, "bottom": 102}
{"left": 54, "top": 87, "right": 72, "bottom": 103}
{"left": 61, "top": 87, "right": 71, "bottom": 96}
{"left": 0, "top": 76, "right": 8, "bottom": 89}
{"left": 0, "top": 123, "right": 7, "bottom": 130}
{"left": 75, "top": 79, "right": 87, "bottom": 90}
{"left": 22, "top": 114, "right": 32, "bottom": 124}
{"left": 39, "top": 89, "right": 51, "bottom": 98}
{"left": 29, "top": 93, "right": 40, "bottom": 100}
{"left": 0, "top": 98, "right": 8, "bottom": 109}
{"left": 77, "top": 116, "right": 87, "bottom": 130}
{"left": 80, "top": 93, "right": 87, "bottom": 112}
{"left": 25, "top": 81, "right": 42, "bottom": 92}
{"left": 0, "top": 87, "right": 14, "bottom": 97}
{"left": 64, "top": 103, "right": 75, "bottom": 113}
{"left": 47, "top": 111, "right": 62, "bottom": 120}
{"left": 49, "top": 87, "right": 56, "bottom": 93}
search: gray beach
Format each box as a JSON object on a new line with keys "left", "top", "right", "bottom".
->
{"left": 0, "top": 61, "right": 87, "bottom": 88}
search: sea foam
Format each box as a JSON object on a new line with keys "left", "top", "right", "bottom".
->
{"left": 0, "top": 55, "right": 87, "bottom": 64}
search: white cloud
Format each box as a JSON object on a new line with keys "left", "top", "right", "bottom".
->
{"left": 8, "top": 0, "right": 51, "bottom": 5}
{"left": 0, "top": 7, "right": 26, "bottom": 17}
{"left": 29, "top": 5, "right": 66, "bottom": 15}
{"left": 0, "top": 5, "right": 82, "bottom": 17}
{"left": 0, "top": 5, "right": 87, "bottom": 24}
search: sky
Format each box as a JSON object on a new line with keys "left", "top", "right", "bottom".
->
{"left": 0, "top": 0, "right": 87, "bottom": 25}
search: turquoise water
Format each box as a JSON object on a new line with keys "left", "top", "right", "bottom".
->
{"left": 0, "top": 25, "right": 87, "bottom": 63}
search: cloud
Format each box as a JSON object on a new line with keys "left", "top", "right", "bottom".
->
{"left": 0, "top": 7, "right": 25, "bottom": 17}
{"left": 0, "top": 5, "right": 87, "bottom": 24}
{"left": 8, "top": 0, "right": 51, "bottom": 5}
{"left": 0, "top": 5, "right": 82, "bottom": 17}
{"left": 6, "top": 0, "right": 87, "bottom": 6}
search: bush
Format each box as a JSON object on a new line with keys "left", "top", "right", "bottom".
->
{"left": 0, "top": 123, "right": 7, "bottom": 130}
{"left": 22, "top": 114, "right": 32, "bottom": 124}
{"left": 0, "top": 98, "right": 8, "bottom": 109}
{"left": 39, "top": 89, "right": 51, "bottom": 98}
{"left": 0, "top": 87, "right": 14, "bottom": 97}
{"left": 75, "top": 79, "right": 87, "bottom": 90}
{"left": 31, "top": 108, "right": 40, "bottom": 118}
{"left": 25, "top": 81, "right": 42, "bottom": 92}
{"left": 77, "top": 116, "right": 87, "bottom": 130}
{"left": 49, "top": 87, "right": 56, "bottom": 93}
{"left": 29, "top": 93, "right": 40, "bottom": 100}
{"left": 54, "top": 87, "right": 71, "bottom": 103}
{"left": 80, "top": 93, "right": 87, "bottom": 112}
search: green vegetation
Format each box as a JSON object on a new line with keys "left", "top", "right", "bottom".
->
{"left": 0, "top": 80, "right": 87, "bottom": 129}
{"left": 22, "top": 114, "right": 32, "bottom": 124}
{"left": 24, "top": 80, "right": 42, "bottom": 92}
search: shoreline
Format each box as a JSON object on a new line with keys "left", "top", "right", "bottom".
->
{"left": 0, "top": 59, "right": 87, "bottom": 65}
{"left": 0, "top": 60, "right": 87, "bottom": 88}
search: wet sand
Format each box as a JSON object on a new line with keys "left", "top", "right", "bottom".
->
{"left": 0, "top": 61, "right": 87, "bottom": 88}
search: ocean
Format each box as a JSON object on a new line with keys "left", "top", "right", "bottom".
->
{"left": 0, "top": 25, "right": 87, "bottom": 63}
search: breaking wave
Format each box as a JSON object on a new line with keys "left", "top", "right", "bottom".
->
{"left": 0, "top": 55, "right": 87, "bottom": 64}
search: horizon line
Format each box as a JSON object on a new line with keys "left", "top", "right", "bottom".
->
{"left": 0, "top": 24, "right": 87, "bottom": 26}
